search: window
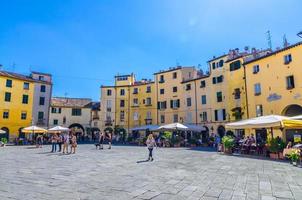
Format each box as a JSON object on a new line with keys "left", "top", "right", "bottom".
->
{"left": 286, "top": 75, "right": 295, "bottom": 89}
{"left": 212, "top": 77, "right": 217, "bottom": 84}
{"left": 53, "top": 119, "right": 58, "bottom": 125}
{"left": 172, "top": 72, "right": 177, "bottom": 79}
{"left": 173, "top": 87, "right": 177, "bottom": 93}
{"left": 201, "top": 95, "right": 206, "bottom": 104}
{"left": 120, "top": 111, "right": 125, "bottom": 121}
{"left": 186, "top": 84, "right": 191, "bottom": 91}
{"left": 212, "top": 62, "right": 216, "bottom": 70}
{"left": 51, "top": 107, "right": 61, "bottom": 113}
{"left": 146, "top": 97, "right": 152, "bottom": 105}
{"left": 146, "top": 111, "right": 152, "bottom": 119}
{"left": 160, "top": 89, "right": 165, "bottom": 94}
{"left": 106, "top": 100, "right": 112, "bottom": 112}
{"left": 23, "top": 82, "right": 29, "bottom": 90}
{"left": 133, "top": 88, "right": 138, "bottom": 94}
{"left": 6, "top": 79, "right": 12, "bottom": 88}
{"left": 133, "top": 98, "right": 138, "bottom": 106}
{"left": 107, "top": 89, "right": 112, "bottom": 96}
{"left": 230, "top": 60, "right": 241, "bottom": 71}
{"left": 253, "top": 65, "right": 260, "bottom": 74}
{"left": 160, "top": 115, "right": 165, "bottom": 123}
{"left": 120, "top": 89, "right": 125, "bottom": 96}
{"left": 234, "top": 88, "right": 241, "bottom": 99}
{"left": 214, "top": 109, "right": 226, "bottom": 121}
{"left": 40, "top": 85, "right": 46, "bottom": 92}
{"left": 38, "top": 75, "right": 44, "bottom": 81}
{"left": 120, "top": 100, "right": 125, "bottom": 107}
{"left": 256, "top": 105, "right": 263, "bottom": 117}
{"left": 159, "top": 75, "right": 165, "bottom": 83}
{"left": 133, "top": 112, "right": 139, "bottom": 121}
{"left": 38, "top": 112, "right": 44, "bottom": 120}
{"left": 3, "top": 110, "right": 9, "bottom": 119}
{"left": 158, "top": 101, "right": 167, "bottom": 110}
{"left": 200, "top": 80, "right": 206, "bottom": 88}
{"left": 254, "top": 83, "right": 261, "bottom": 95}
{"left": 217, "top": 75, "right": 223, "bottom": 83}
{"left": 219, "top": 60, "right": 224, "bottom": 67}
{"left": 63, "top": 116, "right": 66, "bottom": 124}
{"left": 4, "top": 92, "right": 11, "bottom": 102}
{"left": 173, "top": 114, "right": 178, "bottom": 123}
{"left": 146, "top": 86, "right": 151, "bottom": 93}
{"left": 284, "top": 54, "right": 292, "bottom": 64}
{"left": 39, "top": 97, "right": 45, "bottom": 105}
{"left": 21, "top": 111, "right": 27, "bottom": 120}
{"left": 187, "top": 98, "right": 192, "bottom": 107}
{"left": 200, "top": 111, "right": 207, "bottom": 121}
{"left": 117, "top": 76, "right": 128, "bottom": 81}
{"left": 71, "top": 108, "right": 82, "bottom": 116}
{"left": 216, "top": 92, "right": 223, "bottom": 102}
{"left": 170, "top": 99, "right": 180, "bottom": 109}
{"left": 22, "top": 95, "right": 29, "bottom": 104}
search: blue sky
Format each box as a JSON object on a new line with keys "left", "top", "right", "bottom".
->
{"left": 0, "top": 0, "right": 301, "bottom": 101}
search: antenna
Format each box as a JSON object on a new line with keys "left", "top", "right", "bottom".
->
{"left": 11, "top": 62, "right": 16, "bottom": 72}
{"left": 266, "top": 31, "right": 272, "bottom": 50}
{"left": 283, "top": 34, "right": 289, "bottom": 47}
{"left": 176, "top": 60, "right": 180, "bottom": 67}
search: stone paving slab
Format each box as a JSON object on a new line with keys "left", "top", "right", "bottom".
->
{"left": 0, "top": 145, "right": 301, "bottom": 200}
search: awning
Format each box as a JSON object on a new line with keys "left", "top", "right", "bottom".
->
{"left": 22, "top": 126, "right": 48, "bottom": 133}
{"left": 156, "top": 123, "right": 188, "bottom": 131}
{"left": 184, "top": 124, "right": 206, "bottom": 132}
{"left": 130, "top": 125, "right": 160, "bottom": 131}
{"left": 225, "top": 115, "right": 302, "bottom": 129}
{"left": 290, "top": 115, "right": 302, "bottom": 120}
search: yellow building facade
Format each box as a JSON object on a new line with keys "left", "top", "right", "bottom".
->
{"left": 0, "top": 71, "right": 34, "bottom": 141}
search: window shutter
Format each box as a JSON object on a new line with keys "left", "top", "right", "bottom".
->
{"left": 222, "top": 109, "right": 226, "bottom": 120}
{"left": 164, "top": 101, "right": 167, "bottom": 109}
{"left": 177, "top": 99, "right": 180, "bottom": 107}
{"left": 157, "top": 102, "right": 160, "bottom": 109}
{"left": 214, "top": 110, "right": 218, "bottom": 121}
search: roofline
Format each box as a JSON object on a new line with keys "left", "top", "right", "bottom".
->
{"left": 207, "top": 54, "right": 228, "bottom": 63}
{"left": 31, "top": 71, "right": 52, "bottom": 76}
{"left": 243, "top": 42, "right": 302, "bottom": 65}
{"left": 225, "top": 55, "right": 245, "bottom": 63}
{"left": 101, "top": 81, "right": 155, "bottom": 88}
{"left": 181, "top": 75, "right": 210, "bottom": 84}
{"left": 153, "top": 66, "right": 195, "bottom": 75}
{"left": 52, "top": 97, "right": 92, "bottom": 101}
{"left": 114, "top": 74, "right": 133, "bottom": 78}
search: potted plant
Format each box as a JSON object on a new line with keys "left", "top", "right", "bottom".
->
{"left": 1, "top": 138, "right": 8, "bottom": 146}
{"left": 267, "top": 138, "right": 279, "bottom": 159}
{"left": 288, "top": 149, "right": 300, "bottom": 166}
{"left": 171, "top": 136, "right": 181, "bottom": 147}
{"left": 188, "top": 138, "right": 197, "bottom": 147}
{"left": 222, "top": 136, "right": 234, "bottom": 154}
{"left": 278, "top": 140, "right": 286, "bottom": 159}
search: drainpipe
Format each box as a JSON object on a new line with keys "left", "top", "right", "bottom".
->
{"left": 243, "top": 65, "right": 250, "bottom": 118}
{"left": 194, "top": 80, "right": 198, "bottom": 125}
{"left": 156, "top": 75, "right": 159, "bottom": 125}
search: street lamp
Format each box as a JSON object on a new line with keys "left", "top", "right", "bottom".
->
{"left": 297, "top": 31, "right": 302, "bottom": 38}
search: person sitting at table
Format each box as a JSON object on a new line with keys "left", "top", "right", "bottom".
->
{"left": 250, "top": 134, "right": 256, "bottom": 144}
{"left": 286, "top": 141, "right": 292, "bottom": 149}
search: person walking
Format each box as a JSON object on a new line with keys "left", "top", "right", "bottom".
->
{"left": 57, "top": 133, "right": 63, "bottom": 152}
{"left": 36, "top": 134, "right": 43, "bottom": 148}
{"left": 50, "top": 134, "right": 58, "bottom": 152}
{"left": 146, "top": 134, "right": 157, "bottom": 161}
{"left": 99, "top": 131, "right": 104, "bottom": 150}
{"left": 70, "top": 133, "right": 77, "bottom": 154}
{"left": 105, "top": 132, "right": 112, "bottom": 149}
{"left": 62, "top": 133, "right": 70, "bottom": 154}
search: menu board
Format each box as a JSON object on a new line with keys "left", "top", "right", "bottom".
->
{"left": 294, "top": 134, "right": 301, "bottom": 143}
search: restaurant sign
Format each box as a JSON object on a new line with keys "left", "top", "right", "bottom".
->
{"left": 267, "top": 93, "right": 282, "bottom": 102}
{"left": 294, "top": 134, "right": 301, "bottom": 143}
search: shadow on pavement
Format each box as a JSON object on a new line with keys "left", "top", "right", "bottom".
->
{"left": 136, "top": 159, "right": 150, "bottom": 164}
{"left": 186, "top": 147, "right": 216, "bottom": 152}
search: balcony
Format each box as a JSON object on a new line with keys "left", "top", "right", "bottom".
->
{"left": 37, "top": 119, "right": 46, "bottom": 126}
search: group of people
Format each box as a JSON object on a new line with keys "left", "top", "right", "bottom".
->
{"left": 50, "top": 132, "right": 77, "bottom": 154}
{"left": 95, "top": 131, "right": 112, "bottom": 150}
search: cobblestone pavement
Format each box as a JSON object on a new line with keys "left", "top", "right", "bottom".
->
{"left": 0, "top": 145, "right": 301, "bottom": 200}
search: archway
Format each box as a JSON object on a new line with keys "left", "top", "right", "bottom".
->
{"left": 282, "top": 104, "right": 302, "bottom": 117}
{"left": 69, "top": 123, "right": 85, "bottom": 141}
{"left": 217, "top": 125, "right": 225, "bottom": 138}
{"left": 0, "top": 127, "right": 9, "bottom": 141}
{"left": 19, "top": 127, "right": 25, "bottom": 139}
{"left": 201, "top": 126, "right": 209, "bottom": 143}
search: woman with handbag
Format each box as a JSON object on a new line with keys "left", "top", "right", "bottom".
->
{"left": 70, "top": 133, "right": 77, "bottom": 154}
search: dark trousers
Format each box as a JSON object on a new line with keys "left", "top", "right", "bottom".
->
{"left": 51, "top": 143, "right": 57, "bottom": 152}
{"left": 148, "top": 148, "right": 153, "bottom": 158}
{"left": 58, "top": 142, "right": 62, "bottom": 152}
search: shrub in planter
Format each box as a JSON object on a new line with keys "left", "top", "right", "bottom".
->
{"left": 188, "top": 138, "right": 197, "bottom": 147}
{"left": 222, "top": 136, "right": 234, "bottom": 154}
{"left": 288, "top": 149, "right": 300, "bottom": 166}
{"left": 267, "top": 138, "right": 286, "bottom": 159}
{"left": 1, "top": 138, "right": 8, "bottom": 144}
{"left": 171, "top": 136, "right": 181, "bottom": 147}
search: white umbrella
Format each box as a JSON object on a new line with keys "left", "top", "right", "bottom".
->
{"left": 157, "top": 123, "right": 188, "bottom": 131}
{"left": 0, "top": 129, "right": 6, "bottom": 134}
{"left": 130, "top": 125, "right": 160, "bottom": 131}
{"left": 22, "top": 126, "right": 47, "bottom": 134}
{"left": 290, "top": 115, "right": 302, "bottom": 120}
{"left": 48, "top": 126, "right": 70, "bottom": 133}
{"left": 184, "top": 124, "right": 206, "bottom": 132}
